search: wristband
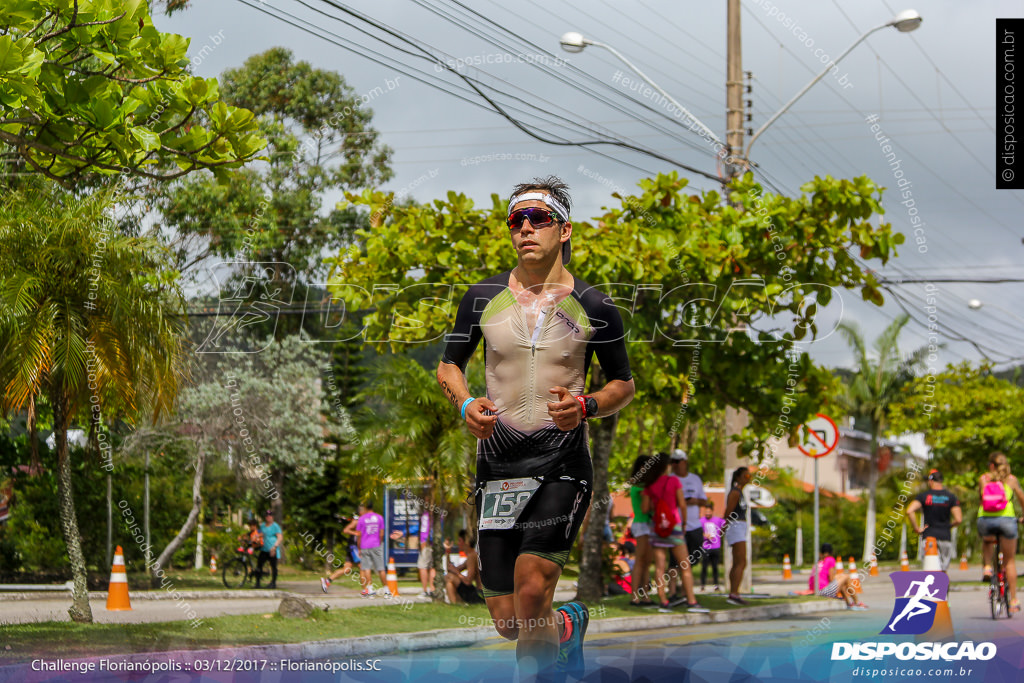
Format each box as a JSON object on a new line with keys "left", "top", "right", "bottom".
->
{"left": 575, "top": 395, "right": 587, "bottom": 418}
{"left": 460, "top": 397, "right": 475, "bottom": 420}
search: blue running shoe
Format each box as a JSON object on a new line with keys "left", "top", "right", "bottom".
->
{"left": 554, "top": 601, "right": 589, "bottom": 679}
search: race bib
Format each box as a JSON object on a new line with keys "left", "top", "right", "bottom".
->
{"left": 478, "top": 477, "right": 543, "bottom": 530}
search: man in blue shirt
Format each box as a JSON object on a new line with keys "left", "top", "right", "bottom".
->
{"left": 257, "top": 509, "right": 283, "bottom": 589}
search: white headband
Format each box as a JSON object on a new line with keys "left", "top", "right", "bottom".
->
{"left": 507, "top": 192, "right": 570, "bottom": 222}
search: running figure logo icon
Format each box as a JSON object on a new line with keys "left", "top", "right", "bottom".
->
{"left": 882, "top": 572, "right": 951, "bottom": 635}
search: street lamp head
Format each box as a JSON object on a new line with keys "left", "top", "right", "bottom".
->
{"left": 888, "top": 9, "right": 922, "bottom": 33}
{"left": 559, "top": 31, "right": 588, "bottom": 53}
{"left": 968, "top": 299, "right": 983, "bottom": 310}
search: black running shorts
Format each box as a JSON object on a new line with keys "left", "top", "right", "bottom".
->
{"left": 476, "top": 476, "right": 592, "bottom": 598}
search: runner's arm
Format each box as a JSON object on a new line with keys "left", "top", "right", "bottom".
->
{"left": 905, "top": 499, "right": 924, "bottom": 534}
{"left": 343, "top": 519, "right": 357, "bottom": 536}
{"left": 437, "top": 282, "right": 497, "bottom": 439}
{"left": 437, "top": 361, "right": 497, "bottom": 439}
{"left": 951, "top": 504, "right": 962, "bottom": 527}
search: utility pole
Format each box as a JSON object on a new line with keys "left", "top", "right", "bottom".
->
{"left": 725, "top": 0, "right": 745, "bottom": 180}
{"left": 722, "top": 0, "right": 753, "bottom": 595}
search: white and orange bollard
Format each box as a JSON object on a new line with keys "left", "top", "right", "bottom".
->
{"left": 386, "top": 557, "right": 400, "bottom": 597}
{"left": 959, "top": 554, "right": 969, "bottom": 571}
{"left": 848, "top": 557, "right": 862, "bottom": 593}
{"left": 783, "top": 554, "right": 792, "bottom": 580}
{"left": 900, "top": 549, "right": 910, "bottom": 572}
{"left": 210, "top": 553, "right": 218, "bottom": 574}
{"left": 922, "top": 537, "right": 941, "bottom": 572}
{"left": 869, "top": 554, "right": 879, "bottom": 577}
{"left": 106, "top": 545, "right": 132, "bottom": 611}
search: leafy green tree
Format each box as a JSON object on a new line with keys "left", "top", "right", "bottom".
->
{"left": 0, "top": 0, "right": 264, "bottom": 186}
{"left": 0, "top": 183, "right": 187, "bottom": 622}
{"left": 327, "top": 171, "right": 903, "bottom": 602}
{"left": 124, "top": 334, "right": 332, "bottom": 578}
{"left": 835, "top": 314, "right": 928, "bottom": 563}
{"left": 153, "top": 48, "right": 392, "bottom": 293}
{"left": 889, "top": 362, "right": 1024, "bottom": 471}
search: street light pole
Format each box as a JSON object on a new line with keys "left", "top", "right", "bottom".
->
{"left": 560, "top": 32, "right": 723, "bottom": 147}
{"left": 745, "top": 9, "right": 922, "bottom": 160}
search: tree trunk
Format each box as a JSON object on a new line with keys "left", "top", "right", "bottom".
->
{"left": 151, "top": 447, "right": 206, "bottom": 585}
{"left": 862, "top": 428, "right": 879, "bottom": 563}
{"left": 51, "top": 390, "right": 92, "bottom": 623}
{"left": 576, "top": 412, "right": 618, "bottom": 604}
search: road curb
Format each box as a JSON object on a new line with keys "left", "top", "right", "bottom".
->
{"left": 0, "top": 597, "right": 847, "bottom": 674}
{"left": 0, "top": 589, "right": 291, "bottom": 602}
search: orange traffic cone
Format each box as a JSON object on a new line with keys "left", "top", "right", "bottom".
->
{"left": 848, "top": 557, "right": 862, "bottom": 593}
{"left": 386, "top": 557, "right": 400, "bottom": 597}
{"left": 210, "top": 553, "right": 218, "bottom": 574}
{"left": 922, "top": 537, "right": 941, "bottom": 572}
{"left": 959, "top": 554, "right": 968, "bottom": 571}
{"left": 106, "top": 545, "right": 132, "bottom": 611}
{"left": 783, "top": 554, "right": 792, "bottom": 580}
{"left": 900, "top": 549, "right": 910, "bottom": 571}
{"left": 870, "top": 554, "right": 879, "bottom": 577}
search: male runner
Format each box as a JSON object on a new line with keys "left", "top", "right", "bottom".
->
{"left": 905, "top": 469, "right": 961, "bottom": 572}
{"left": 437, "top": 176, "right": 634, "bottom": 678}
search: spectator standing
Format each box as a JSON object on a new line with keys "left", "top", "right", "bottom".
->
{"left": 418, "top": 507, "right": 436, "bottom": 598}
{"left": 344, "top": 501, "right": 386, "bottom": 597}
{"left": 700, "top": 504, "right": 725, "bottom": 592}
{"left": 643, "top": 453, "right": 707, "bottom": 613}
{"left": 905, "top": 469, "right": 962, "bottom": 572}
{"left": 256, "top": 510, "right": 282, "bottom": 589}
{"left": 724, "top": 467, "right": 751, "bottom": 606}
{"left": 627, "top": 455, "right": 661, "bottom": 607}
{"left": 668, "top": 449, "right": 707, "bottom": 600}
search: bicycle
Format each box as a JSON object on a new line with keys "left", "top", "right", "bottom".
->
{"left": 989, "top": 550, "right": 1012, "bottom": 619}
{"left": 222, "top": 545, "right": 264, "bottom": 589}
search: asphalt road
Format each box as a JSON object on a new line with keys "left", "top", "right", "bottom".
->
{"left": 417, "top": 578, "right": 1024, "bottom": 682}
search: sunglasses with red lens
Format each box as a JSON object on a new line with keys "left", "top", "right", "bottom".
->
{"left": 507, "top": 207, "right": 560, "bottom": 230}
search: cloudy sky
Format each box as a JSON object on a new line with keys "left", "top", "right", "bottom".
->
{"left": 160, "top": 0, "right": 1023, "bottom": 371}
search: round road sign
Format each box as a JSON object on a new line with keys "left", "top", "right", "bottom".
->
{"left": 797, "top": 413, "right": 839, "bottom": 458}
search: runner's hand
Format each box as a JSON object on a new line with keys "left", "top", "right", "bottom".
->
{"left": 465, "top": 398, "right": 498, "bottom": 439}
{"left": 547, "top": 386, "right": 582, "bottom": 431}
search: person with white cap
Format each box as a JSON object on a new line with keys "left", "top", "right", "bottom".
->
{"left": 667, "top": 449, "right": 708, "bottom": 599}
{"left": 437, "top": 175, "right": 635, "bottom": 678}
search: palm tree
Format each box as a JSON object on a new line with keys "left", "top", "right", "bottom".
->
{"left": 836, "top": 314, "right": 928, "bottom": 564}
{"left": 356, "top": 355, "right": 475, "bottom": 599}
{"left": 0, "top": 184, "right": 187, "bottom": 622}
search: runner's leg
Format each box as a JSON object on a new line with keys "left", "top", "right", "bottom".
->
{"left": 513, "top": 553, "right": 563, "bottom": 669}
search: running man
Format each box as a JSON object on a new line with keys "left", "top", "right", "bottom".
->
{"left": 437, "top": 176, "right": 635, "bottom": 679}
{"left": 888, "top": 574, "right": 938, "bottom": 630}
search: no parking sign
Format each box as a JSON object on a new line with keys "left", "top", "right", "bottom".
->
{"left": 797, "top": 413, "right": 839, "bottom": 458}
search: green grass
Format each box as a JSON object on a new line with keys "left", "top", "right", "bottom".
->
{"left": 0, "top": 591, "right": 818, "bottom": 664}
{"left": 119, "top": 566, "right": 426, "bottom": 592}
